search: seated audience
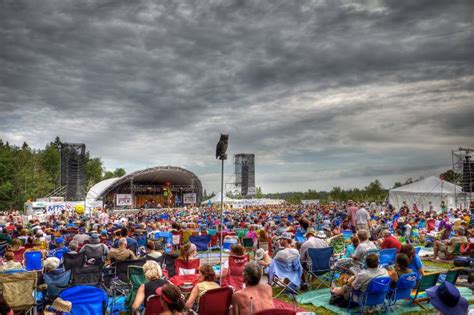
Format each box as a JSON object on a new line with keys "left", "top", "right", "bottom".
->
{"left": 185, "top": 264, "right": 220, "bottom": 310}
{"left": 106, "top": 237, "right": 137, "bottom": 264}
{"left": 274, "top": 232, "right": 299, "bottom": 263}
{"left": 380, "top": 230, "right": 402, "bottom": 252}
{"left": 433, "top": 227, "right": 468, "bottom": 260}
{"left": 0, "top": 252, "right": 22, "bottom": 271}
{"left": 156, "top": 284, "right": 186, "bottom": 315}
{"left": 132, "top": 260, "right": 168, "bottom": 311}
{"left": 400, "top": 244, "right": 424, "bottom": 279}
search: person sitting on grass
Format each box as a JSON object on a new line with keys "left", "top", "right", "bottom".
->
{"left": 400, "top": 244, "right": 424, "bottom": 279}
{"left": 387, "top": 253, "right": 413, "bottom": 287}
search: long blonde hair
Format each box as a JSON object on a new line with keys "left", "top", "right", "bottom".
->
{"left": 143, "top": 260, "right": 162, "bottom": 280}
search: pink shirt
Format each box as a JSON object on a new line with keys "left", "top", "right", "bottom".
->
{"left": 347, "top": 206, "right": 359, "bottom": 227}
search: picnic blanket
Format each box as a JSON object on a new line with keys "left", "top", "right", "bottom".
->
{"left": 296, "top": 287, "right": 474, "bottom": 314}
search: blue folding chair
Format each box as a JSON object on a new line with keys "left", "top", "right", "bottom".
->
{"left": 268, "top": 258, "right": 303, "bottom": 298}
{"left": 306, "top": 247, "right": 335, "bottom": 290}
{"left": 189, "top": 234, "right": 212, "bottom": 264}
{"left": 59, "top": 285, "right": 108, "bottom": 315}
{"left": 348, "top": 276, "right": 392, "bottom": 313}
{"left": 295, "top": 231, "right": 305, "bottom": 243}
{"left": 152, "top": 232, "right": 173, "bottom": 253}
{"left": 388, "top": 272, "right": 417, "bottom": 311}
{"left": 43, "top": 269, "right": 72, "bottom": 299}
{"left": 379, "top": 248, "right": 397, "bottom": 268}
{"left": 24, "top": 251, "right": 43, "bottom": 271}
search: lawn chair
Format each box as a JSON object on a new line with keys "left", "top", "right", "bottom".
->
{"left": 59, "top": 285, "right": 108, "bottom": 315}
{"left": 145, "top": 295, "right": 163, "bottom": 315}
{"left": 0, "top": 240, "right": 8, "bottom": 257}
{"left": 164, "top": 252, "right": 178, "bottom": 278}
{"left": 175, "top": 258, "right": 200, "bottom": 275}
{"left": 152, "top": 232, "right": 173, "bottom": 253}
{"left": 347, "top": 276, "right": 391, "bottom": 314}
{"left": 24, "top": 251, "right": 43, "bottom": 271}
{"left": 221, "top": 254, "right": 249, "bottom": 290}
{"left": 0, "top": 270, "right": 37, "bottom": 314}
{"left": 171, "top": 231, "right": 182, "bottom": 250}
{"left": 295, "top": 231, "right": 305, "bottom": 243}
{"left": 360, "top": 249, "right": 380, "bottom": 269}
{"left": 442, "top": 267, "right": 463, "bottom": 284}
{"left": 411, "top": 271, "right": 441, "bottom": 310}
{"left": 189, "top": 234, "right": 212, "bottom": 263}
{"left": 71, "top": 265, "right": 102, "bottom": 287}
{"left": 43, "top": 269, "right": 72, "bottom": 299}
{"left": 191, "top": 287, "right": 233, "bottom": 315}
{"left": 12, "top": 247, "right": 26, "bottom": 262}
{"left": 125, "top": 266, "right": 146, "bottom": 310}
{"left": 63, "top": 251, "right": 85, "bottom": 271}
{"left": 388, "top": 272, "right": 417, "bottom": 311}
{"left": 329, "top": 234, "right": 345, "bottom": 256}
{"left": 306, "top": 247, "right": 335, "bottom": 290}
{"left": 242, "top": 237, "right": 255, "bottom": 255}
{"left": 268, "top": 258, "right": 303, "bottom": 298}
{"left": 379, "top": 248, "right": 397, "bottom": 268}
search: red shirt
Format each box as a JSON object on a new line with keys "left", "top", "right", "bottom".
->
{"left": 381, "top": 236, "right": 402, "bottom": 252}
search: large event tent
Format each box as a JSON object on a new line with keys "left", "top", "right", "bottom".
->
{"left": 388, "top": 176, "right": 463, "bottom": 211}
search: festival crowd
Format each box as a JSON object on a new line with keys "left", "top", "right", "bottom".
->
{"left": 0, "top": 199, "right": 472, "bottom": 315}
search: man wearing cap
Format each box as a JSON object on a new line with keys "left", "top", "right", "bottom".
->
{"left": 433, "top": 227, "right": 468, "bottom": 260}
{"left": 274, "top": 232, "right": 299, "bottom": 263}
{"left": 299, "top": 229, "right": 328, "bottom": 263}
{"left": 48, "top": 237, "right": 69, "bottom": 258}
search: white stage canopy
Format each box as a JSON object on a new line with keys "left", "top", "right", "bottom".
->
{"left": 388, "top": 176, "right": 464, "bottom": 211}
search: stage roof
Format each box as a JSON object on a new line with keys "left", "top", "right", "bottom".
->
{"left": 92, "top": 166, "right": 203, "bottom": 203}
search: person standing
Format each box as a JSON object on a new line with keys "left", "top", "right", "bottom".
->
{"left": 355, "top": 204, "right": 371, "bottom": 233}
{"left": 346, "top": 201, "right": 359, "bottom": 231}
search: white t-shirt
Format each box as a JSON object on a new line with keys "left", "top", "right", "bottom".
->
{"left": 355, "top": 208, "right": 370, "bottom": 225}
{"left": 274, "top": 248, "right": 300, "bottom": 263}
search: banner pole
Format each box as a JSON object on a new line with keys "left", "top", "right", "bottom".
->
{"left": 219, "top": 158, "right": 225, "bottom": 286}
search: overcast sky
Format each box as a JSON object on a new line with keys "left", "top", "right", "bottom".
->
{"left": 1, "top": 0, "right": 473, "bottom": 194}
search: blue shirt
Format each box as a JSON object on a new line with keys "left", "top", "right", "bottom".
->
{"left": 408, "top": 255, "right": 423, "bottom": 279}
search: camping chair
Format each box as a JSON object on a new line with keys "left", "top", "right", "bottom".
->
{"left": 43, "top": 269, "right": 72, "bottom": 300}
{"left": 59, "top": 285, "right": 108, "bottom": 315}
{"left": 306, "top": 247, "right": 335, "bottom": 290}
{"left": 295, "top": 231, "right": 305, "bottom": 243}
{"left": 151, "top": 232, "right": 173, "bottom": 253}
{"left": 411, "top": 271, "right": 441, "bottom": 310}
{"left": 24, "top": 251, "right": 43, "bottom": 271}
{"left": 164, "top": 252, "right": 178, "bottom": 278}
{"left": 71, "top": 265, "right": 102, "bottom": 287}
{"left": 175, "top": 258, "right": 200, "bottom": 275}
{"left": 347, "top": 276, "right": 392, "bottom": 314}
{"left": 268, "top": 258, "right": 303, "bottom": 298}
{"left": 125, "top": 266, "right": 146, "bottom": 310}
{"left": 254, "top": 309, "right": 296, "bottom": 315}
{"left": 329, "top": 234, "right": 345, "bottom": 256}
{"left": 358, "top": 248, "right": 380, "bottom": 270}
{"left": 0, "top": 270, "right": 37, "bottom": 314}
{"left": 221, "top": 254, "right": 249, "bottom": 290}
{"left": 171, "top": 231, "right": 182, "bottom": 250}
{"left": 145, "top": 295, "right": 163, "bottom": 315}
{"left": 189, "top": 234, "right": 212, "bottom": 263}
{"left": 242, "top": 237, "right": 255, "bottom": 255}
{"left": 388, "top": 272, "right": 417, "bottom": 311}
{"left": 13, "top": 247, "right": 26, "bottom": 262}
{"left": 0, "top": 240, "right": 8, "bottom": 257}
{"left": 191, "top": 287, "right": 233, "bottom": 315}
{"left": 442, "top": 267, "right": 463, "bottom": 284}
{"left": 63, "top": 251, "right": 85, "bottom": 271}
{"left": 379, "top": 248, "right": 397, "bottom": 268}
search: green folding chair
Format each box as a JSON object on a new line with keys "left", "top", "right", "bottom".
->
{"left": 126, "top": 265, "right": 146, "bottom": 310}
{"left": 443, "top": 267, "right": 463, "bottom": 285}
{"left": 412, "top": 271, "right": 441, "bottom": 310}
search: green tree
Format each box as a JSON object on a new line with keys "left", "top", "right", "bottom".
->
{"left": 256, "top": 186, "right": 263, "bottom": 198}
{"left": 439, "top": 169, "right": 462, "bottom": 185}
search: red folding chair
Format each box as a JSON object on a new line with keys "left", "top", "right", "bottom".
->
{"left": 145, "top": 295, "right": 163, "bottom": 315}
{"left": 254, "top": 309, "right": 296, "bottom": 315}
{"left": 13, "top": 248, "right": 26, "bottom": 262}
{"left": 222, "top": 254, "right": 249, "bottom": 290}
{"left": 194, "top": 287, "right": 233, "bottom": 315}
{"left": 175, "top": 259, "right": 200, "bottom": 276}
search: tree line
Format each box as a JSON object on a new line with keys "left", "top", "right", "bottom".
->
{"left": 0, "top": 137, "right": 125, "bottom": 210}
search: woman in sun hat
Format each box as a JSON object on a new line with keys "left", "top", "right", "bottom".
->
{"left": 254, "top": 248, "right": 272, "bottom": 267}
{"left": 426, "top": 281, "right": 468, "bottom": 315}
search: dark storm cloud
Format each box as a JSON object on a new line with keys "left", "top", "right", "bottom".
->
{"left": 0, "top": 0, "right": 473, "bottom": 192}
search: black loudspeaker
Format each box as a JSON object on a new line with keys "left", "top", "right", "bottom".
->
{"left": 462, "top": 157, "right": 474, "bottom": 193}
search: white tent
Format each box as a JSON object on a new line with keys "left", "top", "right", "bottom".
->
{"left": 85, "top": 177, "right": 120, "bottom": 212}
{"left": 200, "top": 192, "right": 237, "bottom": 205}
{"left": 388, "top": 176, "right": 463, "bottom": 211}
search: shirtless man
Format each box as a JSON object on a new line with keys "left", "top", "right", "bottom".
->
{"left": 232, "top": 262, "right": 273, "bottom": 315}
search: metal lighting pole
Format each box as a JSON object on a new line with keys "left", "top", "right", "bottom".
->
{"left": 219, "top": 157, "right": 225, "bottom": 285}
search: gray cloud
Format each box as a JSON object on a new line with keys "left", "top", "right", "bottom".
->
{"left": 0, "top": 0, "right": 473, "bottom": 193}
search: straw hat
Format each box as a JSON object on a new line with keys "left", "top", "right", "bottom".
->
{"left": 44, "top": 297, "right": 72, "bottom": 314}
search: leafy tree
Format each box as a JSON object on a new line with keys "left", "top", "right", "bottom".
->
{"left": 439, "top": 169, "right": 462, "bottom": 185}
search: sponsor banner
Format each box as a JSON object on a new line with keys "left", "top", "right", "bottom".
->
{"left": 183, "top": 193, "right": 196, "bottom": 204}
{"left": 116, "top": 194, "right": 132, "bottom": 206}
